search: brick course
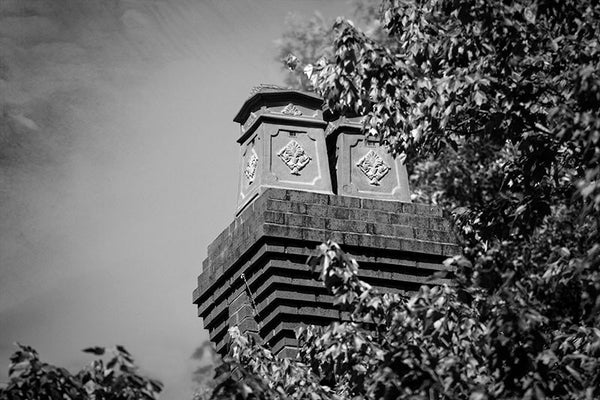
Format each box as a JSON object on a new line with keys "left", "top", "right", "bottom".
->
{"left": 193, "top": 188, "right": 457, "bottom": 356}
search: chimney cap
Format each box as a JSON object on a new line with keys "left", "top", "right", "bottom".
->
{"left": 233, "top": 85, "right": 323, "bottom": 125}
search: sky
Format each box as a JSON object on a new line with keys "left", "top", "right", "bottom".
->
{"left": 0, "top": 1, "right": 351, "bottom": 398}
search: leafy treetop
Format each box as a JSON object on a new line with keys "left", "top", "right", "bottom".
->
{"left": 0, "top": 344, "right": 162, "bottom": 400}
{"left": 212, "top": 1, "right": 600, "bottom": 399}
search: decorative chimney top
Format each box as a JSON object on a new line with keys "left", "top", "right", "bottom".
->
{"left": 234, "top": 87, "right": 325, "bottom": 141}
{"left": 326, "top": 115, "right": 411, "bottom": 202}
{"left": 234, "top": 87, "right": 332, "bottom": 214}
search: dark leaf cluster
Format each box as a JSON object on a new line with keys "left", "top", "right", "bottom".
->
{"left": 0, "top": 344, "right": 162, "bottom": 400}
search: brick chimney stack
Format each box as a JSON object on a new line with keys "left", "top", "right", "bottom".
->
{"left": 192, "top": 87, "right": 457, "bottom": 357}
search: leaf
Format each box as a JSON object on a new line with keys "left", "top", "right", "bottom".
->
{"left": 107, "top": 357, "right": 118, "bottom": 370}
{"left": 307, "top": 254, "right": 322, "bottom": 273}
{"left": 116, "top": 345, "right": 130, "bottom": 356}
{"left": 304, "top": 64, "right": 314, "bottom": 79}
{"left": 240, "top": 383, "right": 253, "bottom": 399}
{"left": 565, "top": 365, "right": 583, "bottom": 384}
{"left": 284, "top": 53, "right": 300, "bottom": 71}
{"left": 474, "top": 90, "right": 486, "bottom": 106}
{"left": 427, "top": 270, "right": 449, "bottom": 282}
{"left": 82, "top": 347, "right": 105, "bottom": 356}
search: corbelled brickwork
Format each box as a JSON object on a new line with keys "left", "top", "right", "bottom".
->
{"left": 193, "top": 188, "right": 457, "bottom": 356}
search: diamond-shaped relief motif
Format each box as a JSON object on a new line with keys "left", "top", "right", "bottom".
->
{"left": 277, "top": 140, "right": 311, "bottom": 175}
{"left": 281, "top": 103, "right": 302, "bottom": 116}
{"left": 244, "top": 149, "right": 258, "bottom": 183}
{"left": 356, "top": 150, "right": 390, "bottom": 185}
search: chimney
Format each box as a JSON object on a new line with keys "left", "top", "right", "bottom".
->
{"left": 193, "top": 87, "right": 457, "bottom": 357}
{"left": 325, "top": 115, "right": 411, "bottom": 201}
{"left": 233, "top": 86, "right": 332, "bottom": 214}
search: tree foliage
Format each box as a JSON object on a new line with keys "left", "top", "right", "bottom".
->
{"left": 0, "top": 344, "right": 162, "bottom": 400}
{"left": 214, "top": 1, "right": 600, "bottom": 399}
{"left": 210, "top": 240, "right": 600, "bottom": 400}
{"left": 192, "top": 341, "right": 222, "bottom": 400}
{"left": 277, "top": 0, "right": 386, "bottom": 91}
{"left": 277, "top": 12, "right": 335, "bottom": 91}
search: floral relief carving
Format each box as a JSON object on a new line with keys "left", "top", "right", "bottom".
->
{"left": 250, "top": 84, "right": 284, "bottom": 95}
{"left": 281, "top": 103, "right": 302, "bottom": 116}
{"left": 277, "top": 140, "right": 311, "bottom": 175}
{"left": 244, "top": 149, "right": 259, "bottom": 183}
{"left": 356, "top": 150, "right": 390, "bottom": 185}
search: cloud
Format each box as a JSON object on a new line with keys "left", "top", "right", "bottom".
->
{"left": 0, "top": 1, "right": 349, "bottom": 398}
{"left": 0, "top": 3, "right": 212, "bottom": 398}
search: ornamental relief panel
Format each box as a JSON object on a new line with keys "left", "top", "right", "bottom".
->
{"left": 280, "top": 103, "right": 302, "bottom": 116}
{"left": 277, "top": 140, "right": 311, "bottom": 175}
{"left": 244, "top": 148, "right": 259, "bottom": 184}
{"left": 356, "top": 150, "right": 390, "bottom": 185}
